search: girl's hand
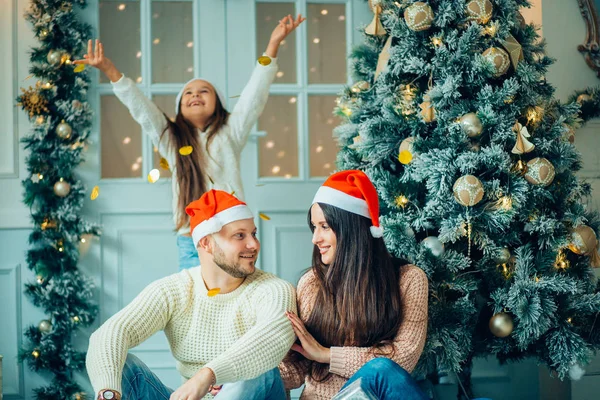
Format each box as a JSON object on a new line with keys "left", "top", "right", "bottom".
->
{"left": 285, "top": 311, "right": 330, "bottom": 364}
{"left": 270, "top": 14, "right": 305, "bottom": 44}
{"left": 73, "top": 39, "right": 122, "bottom": 82}
{"left": 265, "top": 14, "right": 305, "bottom": 58}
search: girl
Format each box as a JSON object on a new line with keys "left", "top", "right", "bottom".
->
{"left": 74, "top": 15, "right": 305, "bottom": 270}
{"left": 279, "top": 170, "right": 430, "bottom": 399}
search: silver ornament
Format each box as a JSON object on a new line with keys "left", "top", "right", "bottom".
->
{"left": 422, "top": 236, "right": 445, "bottom": 257}
{"left": 53, "top": 178, "right": 71, "bottom": 197}
{"left": 495, "top": 248, "right": 511, "bottom": 264}
{"left": 47, "top": 49, "right": 63, "bottom": 66}
{"left": 489, "top": 312, "right": 514, "bottom": 338}
{"left": 38, "top": 319, "right": 53, "bottom": 333}
{"left": 459, "top": 113, "right": 483, "bottom": 138}
{"left": 56, "top": 120, "right": 72, "bottom": 139}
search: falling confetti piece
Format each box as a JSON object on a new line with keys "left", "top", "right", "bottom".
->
{"left": 90, "top": 186, "right": 100, "bottom": 200}
{"left": 74, "top": 64, "right": 85, "bottom": 73}
{"left": 159, "top": 157, "right": 170, "bottom": 170}
{"left": 208, "top": 175, "right": 214, "bottom": 184}
{"left": 230, "top": 191, "right": 236, "bottom": 196}
{"left": 179, "top": 146, "right": 193, "bottom": 155}
{"left": 207, "top": 288, "right": 221, "bottom": 297}
{"left": 398, "top": 150, "right": 413, "bottom": 165}
{"left": 259, "top": 213, "right": 271, "bottom": 221}
{"left": 148, "top": 168, "right": 160, "bottom": 183}
{"left": 229, "top": 94, "right": 241, "bottom": 98}
{"left": 258, "top": 56, "right": 272, "bottom": 66}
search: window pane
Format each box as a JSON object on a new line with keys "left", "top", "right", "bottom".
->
{"left": 151, "top": 1, "right": 194, "bottom": 83}
{"left": 308, "top": 95, "right": 340, "bottom": 177}
{"left": 258, "top": 95, "right": 298, "bottom": 178}
{"left": 307, "top": 3, "right": 346, "bottom": 84}
{"left": 151, "top": 95, "right": 176, "bottom": 178}
{"left": 99, "top": 1, "right": 141, "bottom": 84}
{"left": 101, "top": 95, "right": 143, "bottom": 178}
{"left": 256, "top": 2, "right": 296, "bottom": 83}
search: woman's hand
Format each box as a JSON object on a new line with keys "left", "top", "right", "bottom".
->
{"left": 73, "top": 39, "right": 122, "bottom": 82}
{"left": 286, "top": 311, "right": 330, "bottom": 364}
{"left": 265, "top": 14, "right": 306, "bottom": 58}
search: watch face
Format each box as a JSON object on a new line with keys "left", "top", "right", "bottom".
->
{"left": 103, "top": 391, "right": 115, "bottom": 400}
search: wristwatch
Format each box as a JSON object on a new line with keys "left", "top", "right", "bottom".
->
{"left": 98, "top": 389, "right": 121, "bottom": 400}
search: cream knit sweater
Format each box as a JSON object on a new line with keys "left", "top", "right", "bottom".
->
{"left": 279, "top": 264, "right": 429, "bottom": 399}
{"left": 110, "top": 58, "right": 278, "bottom": 235}
{"left": 86, "top": 267, "right": 297, "bottom": 395}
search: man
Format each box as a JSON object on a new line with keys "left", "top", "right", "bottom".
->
{"left": 86, "top": 190, "right": 296, "bottom": 400}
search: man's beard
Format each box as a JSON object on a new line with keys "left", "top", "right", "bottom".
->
{"left": 213, "top": 244, "right": 254, "bottom": 278}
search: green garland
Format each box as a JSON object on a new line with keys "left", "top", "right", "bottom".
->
{"left": 17, "top": 0, "right": 100, "bottom": 398}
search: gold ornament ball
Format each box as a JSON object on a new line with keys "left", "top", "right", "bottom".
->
{"left": 47, "top": 49, "right": 63, "bottom": 66}
{"left": 483, "top": 47, "right": 510, "bottom": 77}
{"left": 351, "top": 81, "right": 370, "bottom": 93}
{"left": 56, "top": 120, "right": 72, "bottom": 139}
{"left": 459, "top": 112, "right": 483, "bottom": 138}
{"left": 453, "top": 175, "right": 484, "bottom": 207}
{"left": 569, "top": 225, "right": 599, "bottom": 256}
{"left": 524, "top": 157, "right": 555, "bottom": 187}
{"left": 577, "top": 93, "right": 592, "bottom": 104}
{"left": 53, "top": 178, "right": 71, "bottom": 197}
{"left": 404, "top": 2, "right": 434, "bottom": 32}
{"left": 489, "top": 312, "right": 514, "bottom": 338}
{"left": 38, "top": 319, "right": 53, "bottom": 333}
{"left": 466, "top": 0, "right": 493, "bottom": 24}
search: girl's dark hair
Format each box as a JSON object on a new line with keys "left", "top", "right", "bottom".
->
{"left": 304, "top": 203, "right": 406, "bottom": 381}
{"left": 162, "top": 92, "right": 230, "bottom": 231}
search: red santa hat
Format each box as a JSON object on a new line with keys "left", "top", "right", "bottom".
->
{"left": 312, "top": 170, "right": 383, "bottom": 238}
{"left": 186, "top": 190, "right": 254, "bottom": 247}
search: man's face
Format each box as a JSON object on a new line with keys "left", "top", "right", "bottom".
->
{"left": 210, "top": 218, "right": 260, "bottom": 278}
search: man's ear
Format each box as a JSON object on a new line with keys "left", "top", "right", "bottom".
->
{"left": 197, "top": 235, "right": 214, "bottom": 255}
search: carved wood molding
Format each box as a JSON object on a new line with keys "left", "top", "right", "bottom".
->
{"left": 577, "top": 0, "right": 600, "bottom": 78}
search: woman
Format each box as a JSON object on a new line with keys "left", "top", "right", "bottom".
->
{"left": 279, "top": 169, "right": 429, "bottom": 399}
{"left": 73, "top": 14, "right": 305, "bottom": 270}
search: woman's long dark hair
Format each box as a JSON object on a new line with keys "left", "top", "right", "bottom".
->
{"left": 162, "top": 95, "right": 230, "bottom": 231}
{"left": 305, "top": 203, "right": 406, "bottom": 381}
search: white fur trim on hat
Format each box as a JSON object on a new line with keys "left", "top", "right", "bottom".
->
{"left": 370, "top": 225, "right": 384, "bottom": 238}
{"left": 175, "top": 78, "right": 226, "bottom": 114}
{"left": 191, "top": 204, "right": 253, "bottom": 247}
{"left": 312, "top": 186, "right": 371, "bottom": 219}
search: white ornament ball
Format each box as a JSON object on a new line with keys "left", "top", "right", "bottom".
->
{"left": 47, "top": 49, "right": 63, "bottom": 66}
{"left": 459, "top": 113, "right": 483, "bottom": 138}
{"left": 404, "top": 2, "right": 434, "bottom": 32}
{"left": 53, "top": 178, "right": 71, "bottom": 197}
{"left": 423, "top": 236, "right": 445, "bottom": 257}
{"left": 398, "top": 137, "right": 416, "bottom": 164}
{"left": 38, "top": 319, "right": 53, "bottom": 333}
{"left": 569, "top": 363, "right": 586, "bottom": 381}
{"left": 56, "top": 120, "right": 72, "bottom": 139}
{"left": 489, "top": 312, "right": 514, "bottom": 338}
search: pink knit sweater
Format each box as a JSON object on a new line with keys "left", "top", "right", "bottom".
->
{"left": 278, "top": 264, "right": 429, "bottom": 399}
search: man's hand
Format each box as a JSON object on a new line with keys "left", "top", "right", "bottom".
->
{"left": 169, "top": 368, "right": 215, "bottom": 400}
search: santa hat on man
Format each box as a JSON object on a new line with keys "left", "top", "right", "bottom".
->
{"left": 312, "top": 170, "right": 383, "bottom": 238}
{"left": 186, "top": 190, "right": 254, "bottom": 248}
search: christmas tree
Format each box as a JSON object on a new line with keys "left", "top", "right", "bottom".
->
{"left": 335, "top": 0, "right": 600, "bottom": 396}
{"left": 17, "top": 0, "right": 101, "bottom": 398}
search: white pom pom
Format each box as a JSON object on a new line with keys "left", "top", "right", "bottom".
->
{"left": 569, "top": 363, "right": 586, "bottom": 381}
{"left": 370, "top": 225, "right": 383, "bottom": 238}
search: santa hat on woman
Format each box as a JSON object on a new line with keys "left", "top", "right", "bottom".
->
{"left": 186, "top": 189, "right": 254, "bottom": 247}
{"left": 312, "top": 170, "right": 383, "bottom": 238}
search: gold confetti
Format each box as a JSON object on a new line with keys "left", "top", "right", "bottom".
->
{"left": 179, "top": 146, "right": 193, "bottom": 156}
{"left": 258, "top": 56, "right": 272, "bottom": 66}
{"left": 73, "top": 64, "right": 85, "bottom": 73}
{"left": 230, "top": 191, "right": 236, "bottom": 196}
{"left": 207, "top": 288, "right": 221, "bottom": 297}
{"left": 90, "top": 185, "right": 100, "bottom": 200}
{"left": 148, "top": 168, "right": 160, "bottom": 183}
{"left": 259, "top": 213, "right": 271, "bottom": 221}
{"left": 159, "top": 157, "right": 170, "bottom": 170}
{"left": 398, "top": 150, "right": 413, "bottom": 165}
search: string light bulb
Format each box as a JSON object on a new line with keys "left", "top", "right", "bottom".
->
{"left": 32, "top": 349, "right": 40, "bottom": 358}
{"left": 395, "top": 195, "right": 409, "bottom": 208}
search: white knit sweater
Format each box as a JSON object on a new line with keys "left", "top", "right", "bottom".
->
{"left": 111, "top": 58, "right": 279, "bottom": 235}
{"left": 86, "top": 267, "right": 297, "bottom": 395}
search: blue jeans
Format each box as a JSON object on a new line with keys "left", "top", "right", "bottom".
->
{"left": 121, "top": 353, "right": 286, "bottom": 400}
{"left": 339, "top": 358, "right": 428, "bottom": 400}
{"left": 177, "top": 235, "right": 200, "bottom": 270}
